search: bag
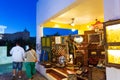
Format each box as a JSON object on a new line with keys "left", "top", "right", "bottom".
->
{"left": 30, "top": 49, "right": 38, "bottom": 62}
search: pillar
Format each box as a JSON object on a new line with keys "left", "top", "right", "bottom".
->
{"left": 36, "top": 25, "right": 43, "bottom": 61}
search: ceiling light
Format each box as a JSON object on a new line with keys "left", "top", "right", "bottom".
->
{"left": 54, "top": 24, "right": 60, "bottom": 28}
{"left": 71, "top": 23, "right": 75, "bottom": 26}
{"left": 92, "top": 19, "right": 103, "bottom": 29}
{"left": 70, "top": 18, "right": 75, "bottom": 26}
{"left": 71, "top": 29, "right": 76, "bottom": 32}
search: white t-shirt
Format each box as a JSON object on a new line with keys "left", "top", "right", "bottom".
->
{"left": 10, "top": 45, "right": 25, "bottom": 62}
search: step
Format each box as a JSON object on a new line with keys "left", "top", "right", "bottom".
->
{"left": 46, "top": 69, "right": 67, "bottom": 80}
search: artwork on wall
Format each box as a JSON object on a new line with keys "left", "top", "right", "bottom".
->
{"left": 104, "top": 19, "right": 120, "bottom": 68}
{"left": 88, "top": 33, "right": 101, "bottom": 44}
{"left": 107, "top": 50, "right": 120, "bottom": 64}
{"left": 106, "top": 24, "right": 120, "bottom": 43}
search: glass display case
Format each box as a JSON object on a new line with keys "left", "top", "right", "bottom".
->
{"left": 104, "top": 19, "right": 120, "bottom": 68}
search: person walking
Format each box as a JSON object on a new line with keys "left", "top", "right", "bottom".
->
{"left": 24, "top": 45, "right": 37, "bottom": 80}
{"left": 10, "top": 41, "right": 25, "bottom": 80}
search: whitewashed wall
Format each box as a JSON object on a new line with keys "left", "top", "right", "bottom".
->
{"left": 0, "top": 46, "right": 12, "bottom": 64}
{"left": 36, "top": 0, "right": 76, "bottom": 26}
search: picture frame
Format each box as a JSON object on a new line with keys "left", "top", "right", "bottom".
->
{"left": 88, "top": 33, "right": 101, "bottom": 44}
{"left": 104, "top": 19, "right": 120, "bottom": 68}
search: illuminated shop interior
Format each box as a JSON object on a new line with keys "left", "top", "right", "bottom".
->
{"left": 37, "top": 0, "right": 120, "bottom": 80}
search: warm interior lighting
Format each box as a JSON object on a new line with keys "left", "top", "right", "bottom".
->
{"left": 106, "top": 24, "right": 120, "bottom": 42}
{"left": 92, "top": 19, "right": 103, "bottom": 30}
{"left": 107, "top": 24, "right": 120, "bottom": 30}
{"left": 54, "top": 24, "right": 60, "bottom": 28}
{"left": 71, "top": 29, "right": 76, "bottom": 32}
{"left": 74, "top": 36, "right": 83, "bottom": 43}
{"left": 69, "top": 54, "right": 73, "bottom": 64}
{"left": 70, "top": 18, "right": 75, "bottom": 26}
{"left": 71, "top": 23, "right": 75, "bottom": 26}
{"left": 67, "top": 70, "right": 75, "bottom": 74}
{"left": 108, "top": 50, "right": 120, "bottom": 64}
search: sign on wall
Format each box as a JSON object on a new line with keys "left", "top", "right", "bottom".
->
{"left": 55, "top": 36, "right": 61, "bottom": 44}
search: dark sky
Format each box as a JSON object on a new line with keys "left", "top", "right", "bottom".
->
{"left": 0, "top": 0, "right": 37, "bottom": 37}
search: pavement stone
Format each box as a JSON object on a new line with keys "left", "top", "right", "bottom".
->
{"left": 0, "top": 71, "right": 47, "bottom": 80}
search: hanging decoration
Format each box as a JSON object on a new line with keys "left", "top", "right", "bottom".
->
{"left": 91, "top": 19, "right": 103, "bottom": 30}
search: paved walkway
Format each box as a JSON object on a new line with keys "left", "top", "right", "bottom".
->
{"left": 0, "top": 71, "right": 47, "bottom": 80}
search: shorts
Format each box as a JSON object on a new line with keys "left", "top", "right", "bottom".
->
{"left": 13, "top": 62, "right": 23, "bottom": 71}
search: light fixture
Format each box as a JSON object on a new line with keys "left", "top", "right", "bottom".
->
{"left": 92, "top": 19, "right": 103, "bottom": 30}
{"left": 71, "top": 29, "right": 76, "bottom": 32}
{"left": 74, "top": 36, "right": 84, "bottom": 43}
{"left": 70, "top": 18, "right": 75, "bottom": 26}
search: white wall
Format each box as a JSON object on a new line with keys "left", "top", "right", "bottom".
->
{"left": 0, "top": 46, "right": 12, "bottom": 64}
{"left": 104, "top": 0, "right": 120, "bottom": 21}
{"left": 104, "top": 0, "right": 120, "bottom": 80}
{"left": 106, "top": 67, "right": 120, "bottom": 80}
{"left": 36, "top": 0, "right": 76, "bottom": 26}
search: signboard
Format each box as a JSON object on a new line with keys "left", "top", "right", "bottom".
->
{"left": 55, "top": 36, "right": 61, "bottom": 44}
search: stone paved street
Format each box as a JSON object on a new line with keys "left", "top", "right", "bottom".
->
{"left": 0, "top": 71, "right": 47, "bottom": 80}
{"left": 0, "top": 63, "right": 47, "bottom": 80}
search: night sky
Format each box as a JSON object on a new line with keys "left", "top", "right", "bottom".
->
{"left": 0, "top": 0, "right": 37, "bottom": 37}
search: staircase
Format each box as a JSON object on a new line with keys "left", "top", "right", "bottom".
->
{"left": 36, "top": 63, "right": 77, "bottom": 80}
{"left": 46, "top": 68, "right": 67, "bottom": 80}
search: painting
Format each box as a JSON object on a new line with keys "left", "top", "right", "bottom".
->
{"left": 88, "top": 33, "right": 101, "bottom": 44}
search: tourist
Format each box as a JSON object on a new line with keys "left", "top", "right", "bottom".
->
{"left": 24, "top": 45, "right": 37, "bottom": 80}
{"left": 10, "top": 41, "right": 25, "bottom": 80}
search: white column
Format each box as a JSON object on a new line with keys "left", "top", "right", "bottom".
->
{"left": 36, "top": 25, "right": 43, "bottom": 61}
{"left": 104, "top": 0, "right": 120, "bottom": 80}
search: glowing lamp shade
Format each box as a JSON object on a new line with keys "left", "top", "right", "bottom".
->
{"left": 71, "top": 29, "right": 76, "bottom": 32}
{"left": 74, "top": 36, "right": 83, "bottom": 43}
{"left": 69, "top": 54, "right": 73, "bottom": 64}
